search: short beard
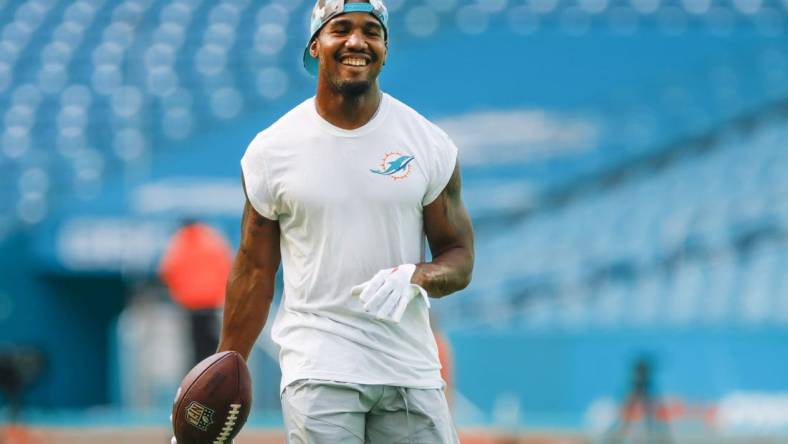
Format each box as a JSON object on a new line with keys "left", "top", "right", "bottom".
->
{"left": 330, "top": 51, "right": 377, "bottom": 98}
{"left": 336, "top": 79, "right": 372, "bottom": 97}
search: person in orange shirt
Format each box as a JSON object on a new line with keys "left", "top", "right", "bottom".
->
{"left": 434, "top": 329, "right": 454, "bottom": 410}
{"left": 159, "top": 220, "right": 233, "bottom": 365}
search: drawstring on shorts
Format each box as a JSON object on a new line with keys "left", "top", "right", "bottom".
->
{"left": 396, "top": 387, "right": 414, "bottom": 444}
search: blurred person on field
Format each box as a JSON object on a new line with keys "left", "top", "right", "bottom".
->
{"left": 432, "top": 318, "right": 455, "bottom": 410}
{"left": 159, "top": 219, "right": 233, "bottom": 365}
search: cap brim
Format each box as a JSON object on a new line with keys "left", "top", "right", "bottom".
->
{"left": 302, "top": 46, "right": 318, "bottom": 76}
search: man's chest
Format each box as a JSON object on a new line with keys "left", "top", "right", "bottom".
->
{"left": 272, "top": 140, "right": 430, "bottom": 216}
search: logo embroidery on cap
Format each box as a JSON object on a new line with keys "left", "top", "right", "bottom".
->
{"left": 370, "top": 152, "right": 415, "bottom": 180}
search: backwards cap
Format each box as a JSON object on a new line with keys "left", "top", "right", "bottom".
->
{"left": 302, "top": 0, "right": 389, "bottom": 76}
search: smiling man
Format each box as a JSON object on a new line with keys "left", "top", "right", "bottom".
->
{"left": 218, "top": 0, "right": 474, "bottom": 442}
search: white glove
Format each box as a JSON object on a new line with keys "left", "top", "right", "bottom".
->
{"left": 351, "top": 264, "right": 430, "bottom": 323}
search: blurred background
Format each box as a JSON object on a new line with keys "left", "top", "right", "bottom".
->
{"left": 1, "top": 0, "right": 787, "bottom": 443}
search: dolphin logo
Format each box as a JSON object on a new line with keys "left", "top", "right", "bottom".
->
{"left": 370, "top": 155, "right": 415, "bottom": 176}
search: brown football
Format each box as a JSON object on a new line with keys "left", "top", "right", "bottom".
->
{"left": 172, "top": 351, "right": 252, "bottom": 444}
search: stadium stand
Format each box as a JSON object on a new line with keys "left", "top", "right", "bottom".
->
{"left": 1, "top": 0, "right": 788, "bottom": 235}
{"left": 447, "top": 112, "right": 788, "bottom": 330}
{"left": 1, "top": 0, "right": 788, "bottom": 440}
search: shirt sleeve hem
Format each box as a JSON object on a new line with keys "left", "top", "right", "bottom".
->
{"left": 421, "top": 145, "right": 458, "bottom": 207}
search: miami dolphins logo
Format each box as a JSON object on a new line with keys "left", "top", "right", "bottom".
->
{"left": 370, "top": 152, "right": 415, "bottom": 180}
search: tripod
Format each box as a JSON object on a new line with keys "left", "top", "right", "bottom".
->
{"left": 601, "top": 358, "right": 673, "bottom": 444}
{"left": 0, "top": 347, "right": 45, "bottom": 444}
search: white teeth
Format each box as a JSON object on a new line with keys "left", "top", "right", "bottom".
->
{"left": 342, "top": 58, "right": 367, "bottom": 66}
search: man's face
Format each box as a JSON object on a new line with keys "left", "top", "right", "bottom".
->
{"left": 310, "top": 8, "right": 387, "bottom": 96}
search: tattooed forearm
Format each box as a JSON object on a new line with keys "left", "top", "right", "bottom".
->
{"left": 412, "top": 246, "right": 472, "bottom": 297}
{"left": 415, "top": 161, "right": 475, "bottom": 298}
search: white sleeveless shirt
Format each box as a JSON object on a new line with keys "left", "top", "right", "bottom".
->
{"left": 241, "top": 93, "right": 458, "bottom": 392}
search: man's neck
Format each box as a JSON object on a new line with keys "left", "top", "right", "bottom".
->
{"left": 314, "top": 82, "right": 383, "bottom": 130}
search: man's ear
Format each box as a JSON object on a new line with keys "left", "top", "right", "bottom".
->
{"left": 309, "top": 39, "right": 319, "bottom": 58}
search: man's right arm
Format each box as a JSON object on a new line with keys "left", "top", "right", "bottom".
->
{"left": 217, "top": 197, "right": 281, "bottom": 361}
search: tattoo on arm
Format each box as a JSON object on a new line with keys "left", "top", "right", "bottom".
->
{"left": 239, "top": 176, "right": 275, "bottom": 250}
{"left": 219, "top": 176, "right": 280, "bottom": 359}
{"left": 242, "top": 201, "right": 269, "bottom": 232}
{"left": 443, "top": 166, "right": 465, "bottom": 238}
{"left": 417, "top": 162, "right": 475, "bottom": 297}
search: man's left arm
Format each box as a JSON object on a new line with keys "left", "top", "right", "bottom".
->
{"left": 413, "top": 160, "right": 475, "bottom": 297}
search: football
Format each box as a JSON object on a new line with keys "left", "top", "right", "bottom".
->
{"left": 172, "top": 351, "right": 252, "bottom": 444}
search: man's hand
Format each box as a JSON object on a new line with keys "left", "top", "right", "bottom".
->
{"left": 351, "top": 264, "right": 430, "bottom": 323}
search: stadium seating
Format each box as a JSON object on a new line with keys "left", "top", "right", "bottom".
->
{"left": 443, "top": 118, "right": 788, "bottom": 330}
{"left": 1, "top": 0, "right": 788, "bottom": 426}
{"left": 1, "top": 0, "right": 787, "bottom": 233}
{"left": 0, "top": 1, "right": 784, "bottom": 331}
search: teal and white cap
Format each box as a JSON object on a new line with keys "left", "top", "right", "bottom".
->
{"left": 302, "top": 0, "right": 389, "bottom": 76}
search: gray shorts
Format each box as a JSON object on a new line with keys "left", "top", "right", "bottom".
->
{"left": 281, "top": 379, "right": 460, "bottom": 444}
